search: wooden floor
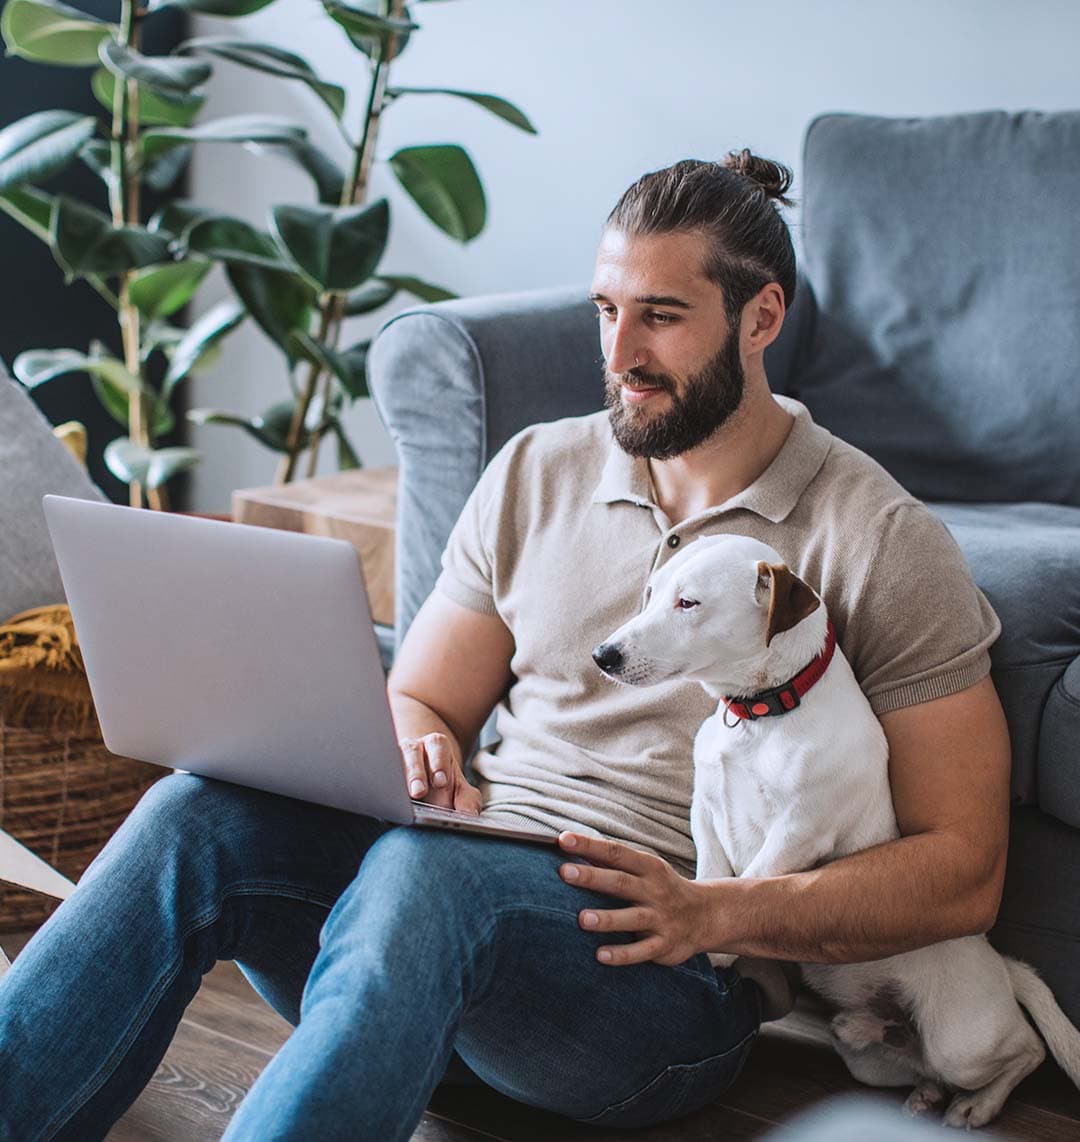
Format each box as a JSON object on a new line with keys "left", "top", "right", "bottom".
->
{"left": 5, "top": 927, "right": 1080, "bottom": 1141}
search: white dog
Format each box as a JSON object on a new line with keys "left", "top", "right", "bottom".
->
{"left": 592, "top": 533, "right": 1080, "bottom": 1129}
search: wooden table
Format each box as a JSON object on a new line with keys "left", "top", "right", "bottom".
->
{"left": 231, "top": 469, "right": 398, "bottom": 628}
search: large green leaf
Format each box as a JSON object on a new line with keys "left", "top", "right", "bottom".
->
{"left": 177, "top": 37, "right": 345, "bottom": 119}
{"left": 225, "top": 263, "right": 315, "bottom": 361}
{"left": 147, "top": 200, "right": 215, "bottom": 237}
{"left": 389, "top": 144, "right": 485, "bottom": 242}
{"left": 129, "top": 259, "right": 211, "bottom": 320}
{"left": 188, "top": 398, "right": 305, "bottom": 452}
{"left": 1, "top": 186, "right": 116, "bottom": 305}
{"left": 12, "top": 345, "right": 172, "bottom": 434}
{"left": 162, "top": 298, "right": 245, "bottom": 396}
{"left": 387, "top": 87, "right": 536, "bottom": 134}
{"left": 323, "top": 0, "right": 416, "bottom": 58}
{"left": 142, "top": 142, "right": 192, "bottom": 192}
{"left": 377, "top": 274, "right": 456, "bottom": 302}
{"left": 105, "top": 438, "right": 199, "bottom": 488}
{"left": 288, "top": 331, "right": 369, "bottom": 399}
{"left": 341, "top": 273, "right": 455, "bottom": 315}
{"left": 13, "top": 347, "right": 135, "bottom": 390}
{"left": 342, "top": 278, "right": 395, "bottom": 315}
{"left": 258, "top": 138, "right": 346, "bottom": 206}
{"left": 92, "top": 68, "right": 205, "bottom": 128}
{"left": 76, "top": 137, "right": 112, "bottom": 186}
{"left": 145, "top": 0, "right": 275, "bottom": 16}
{"left": 0, "top": 111, "right": 97, "bottom": 193}
{"left": 179, "top": 214, "right": 288, "bottom": 269}
{"left": 1, "top": 0, "right": 114, "bottom": 66}
{"left": 269, "top": 199, "right": 389, "bottom": 293}
{"left": 0, "top": 185, "right": 54, "bottom": 241}
{"left": 140, "top": 115, "right": 307, "bottom": 162}
{"left": 50, "top": 195, "right": 172, "bottom": 280}
{"left": 99, "top": 39, "right": 211, "bottom": 95}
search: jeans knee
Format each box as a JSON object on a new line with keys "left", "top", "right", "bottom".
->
{"left": 321, "top": 826, "right": 493, "bottom": 950}
{"left": 82, "top": 773, "right": 255, "bottom": 889}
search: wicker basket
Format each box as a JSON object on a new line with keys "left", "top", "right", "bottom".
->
{"left": 0, "top": 604, "right": 163, "bottom": 932}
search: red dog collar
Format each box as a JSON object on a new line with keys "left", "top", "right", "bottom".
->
{"left": 723, "top": 621, "right": 837, "bottom": 723}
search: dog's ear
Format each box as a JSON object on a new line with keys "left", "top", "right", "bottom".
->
{"left": 755, "top": 561, "right": 820, "bottom": 647}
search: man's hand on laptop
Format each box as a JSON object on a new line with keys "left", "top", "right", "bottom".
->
{"left": 399, "top": 732, "right": 483, "bottom": 814}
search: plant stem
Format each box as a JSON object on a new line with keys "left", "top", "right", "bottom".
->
{"left": 110, "top": 0, "right": 165, "bottom": 509}
{"left": 276, "top": 0, "right": 405, "bottom": 484}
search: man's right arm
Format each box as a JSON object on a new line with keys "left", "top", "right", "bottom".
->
{"left": 386, "top": 589, "right": 515, "bottom": 810}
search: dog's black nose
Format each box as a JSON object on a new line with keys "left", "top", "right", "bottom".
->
{"left": 592, "top": 643, "right": 624, "bottom": 673}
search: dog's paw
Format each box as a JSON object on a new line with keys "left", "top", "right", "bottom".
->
{"left": 943, "top": 1090, "right": 1002, "bottom": 1131}
{"left": 903, "top": 1080, "right": 947, "bottom": 1118}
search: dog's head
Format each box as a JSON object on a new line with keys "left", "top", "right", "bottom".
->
{"left": 591, "top": 534, "right": 824, "bottom": 694}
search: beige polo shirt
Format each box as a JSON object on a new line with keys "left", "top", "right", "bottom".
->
{"left": 434, "top": 395, "right": 1001, "bottom": 877}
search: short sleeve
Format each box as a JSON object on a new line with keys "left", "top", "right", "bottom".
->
{"left": 433, "top": 447, "right": 509, "bottom": 617}
{"left": 843, "top": 502, "right": 1002, "bottom": 715}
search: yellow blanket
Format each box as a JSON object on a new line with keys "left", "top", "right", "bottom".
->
{"left": 0, "top": 605, "right": 95, "bottom": 733}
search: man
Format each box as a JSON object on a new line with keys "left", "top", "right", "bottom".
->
{"left": 0, "top": 154, "right": 1008, "bottom": 1141}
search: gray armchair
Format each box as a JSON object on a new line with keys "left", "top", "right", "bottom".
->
{"left": 368, "top": 109, "right": 1080, "bottom": 1025}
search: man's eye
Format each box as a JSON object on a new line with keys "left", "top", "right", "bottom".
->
{"left": 649, "top": 312, "right": 678, "bottom": 324}
{"left": 676, "top": 598, "right": 699, "bottom": 610}
{"left": 595, "top": 306, "right": 617, "bottom": 321}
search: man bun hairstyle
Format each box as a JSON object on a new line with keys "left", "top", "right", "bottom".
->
{"left": 722, "top": 148, "right": 795, "bottom": 208}
{"left": 605, "top": 151, "right": 797, "bottom": 327}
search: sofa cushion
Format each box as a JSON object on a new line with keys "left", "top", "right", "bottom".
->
{"left": 0, "top": 364, "right": 106, "bottom": 621}
{"left": 795, "top": 111, "right": 1080, "bottom": 506}
{"left": 931, "top": 501, "right": 1080, "bottom": 822}
{"left": 1038, "top": 656, "right": 1080, "bottom": 830}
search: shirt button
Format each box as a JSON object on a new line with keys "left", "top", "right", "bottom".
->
{"left": 667, "top": 535, "right": 680, "bottom": 548}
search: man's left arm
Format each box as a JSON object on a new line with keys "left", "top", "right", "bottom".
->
{"left": 558, "top": 674, "right": 1011, "bottom": 966}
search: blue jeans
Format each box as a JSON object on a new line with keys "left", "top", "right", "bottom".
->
{"left": 0, "top": 774, "right": 760, "bottom": 1140}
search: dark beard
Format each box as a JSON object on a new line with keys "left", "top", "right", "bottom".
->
{"left": 603, "top": 331, "right": 745, "bottom": 459}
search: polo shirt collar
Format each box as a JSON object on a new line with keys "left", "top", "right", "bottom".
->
{"left": 590, "top": 395, "right": 832, "bottom": 524}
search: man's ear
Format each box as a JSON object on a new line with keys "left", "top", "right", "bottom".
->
{"left": 755, "top": 561, "right": 820, "bottom": 647}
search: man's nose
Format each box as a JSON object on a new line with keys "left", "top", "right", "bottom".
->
{"left": 592, "top": 643, "right": 624, "bottom": 674}
{"left": 604, "top": 318, "right": 647, "bottom": 375}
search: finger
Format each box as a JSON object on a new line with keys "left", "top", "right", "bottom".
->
{"left": 425, "top": 734, "right": 456, "bottom": 788}
{"left": 423, "top": 734, "right": 458, "bottom": 808}
{"left": 596, "top": 934, "right": 667, "bottom": 967}
{"left": 399, "top": 739, "right": 427, "bottom": 798}
{"left": 558, "top": 832, "right": 654, "bottom": 875}
{"left": 560, "top": 862, "right": 640, "bottom": 901}
{"left": 454, "top": 780, "right": 483, "bottom": 815}
{"left": 578, "top": 905, "right": 653, "bottom": 933}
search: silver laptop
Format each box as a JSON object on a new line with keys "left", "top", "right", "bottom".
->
{"left": 42, "top": 494, "right": 556, "bottom": 846}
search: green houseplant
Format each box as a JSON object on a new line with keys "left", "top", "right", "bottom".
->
{"left": 0, "top": 0, "right": 535, "bottom": 508}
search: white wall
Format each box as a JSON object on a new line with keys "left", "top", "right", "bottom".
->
{"left": 185, "top": 0, "right": 1079, "bottom": 511}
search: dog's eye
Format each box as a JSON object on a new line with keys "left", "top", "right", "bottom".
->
{"left": 675, "top": 598, "right": 699, "bottom": 610}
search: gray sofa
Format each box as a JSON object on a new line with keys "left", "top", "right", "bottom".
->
{"left": 368, "top": 109, "right": 1080, "bottom": 1028}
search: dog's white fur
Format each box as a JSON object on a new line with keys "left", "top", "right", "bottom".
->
{"left": 593, "top": 533, "right": 1080, "bottom": 1129}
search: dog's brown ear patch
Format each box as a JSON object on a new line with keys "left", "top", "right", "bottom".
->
{"left": 756, "top": 560, "right": 820, "bottom": 647}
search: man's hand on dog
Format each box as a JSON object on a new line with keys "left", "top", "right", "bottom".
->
{"left": 399, "top": 732, "right": 483, "bottom": 814}
{"left": 558, "top": 832, "right": 712, "bottom": 967}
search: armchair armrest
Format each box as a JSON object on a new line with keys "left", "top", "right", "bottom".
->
{"left": 368, "top": 286, "right": 600, "bottom": 650}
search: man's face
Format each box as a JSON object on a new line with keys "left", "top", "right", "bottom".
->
{"left": 590, "top": 228, "right": 745, "bottom": 460}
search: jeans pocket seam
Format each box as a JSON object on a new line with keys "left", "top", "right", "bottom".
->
{"left": 576, "top": 1028, "right": 757, "bottom": 1127}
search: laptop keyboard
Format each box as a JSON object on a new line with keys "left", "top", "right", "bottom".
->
{"left": 412, "top": 800, "right": 479, "bottom": 820}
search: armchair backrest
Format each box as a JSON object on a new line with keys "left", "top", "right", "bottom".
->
{"left": 792, "top": 110, "right": 1080, "bottom": 506}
